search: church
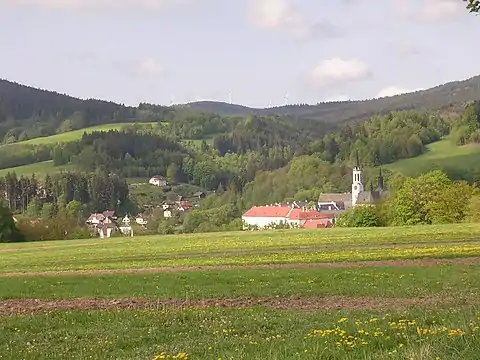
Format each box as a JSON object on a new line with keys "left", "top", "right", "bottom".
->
{"left": 317, "top": 151, "right": 385, "bottom": 212}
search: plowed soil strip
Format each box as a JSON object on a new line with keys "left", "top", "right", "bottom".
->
{"left": 3, "top": 256, "right": 480, "bottom": 278}
{"left": 1, "top": 295, "right": 475, "bottom": 317}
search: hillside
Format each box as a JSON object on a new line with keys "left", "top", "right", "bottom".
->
{"left": 1, "top": 122, "right": 159, "bottom": 147}
{"left": 0, "top": 79, "right": 174, "bottom": 144}
{"left": 386, "top": 138, "right": 480, "bottom": 180}
{"left": 186, "top": 75, "right": 480, "bottom": 123}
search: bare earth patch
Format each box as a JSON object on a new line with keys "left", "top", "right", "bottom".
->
{"left": 0, "top": 295, "right": 474, "bottom": 317}
{"left": 2, "top": 256, "right": 480, "bottom": 278}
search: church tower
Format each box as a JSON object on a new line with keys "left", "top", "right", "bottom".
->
{"left": 351, "top": 150, "right": 364, "bottom": 206}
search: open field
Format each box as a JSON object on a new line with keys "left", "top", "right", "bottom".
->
{"left": 0, "top": 160, "right": 74, "bottom": 179}
{"left": 2, "top": 224, "right": 480, "bottom": 359}
{"left": 2, "top": 122, "right": 160, "bottom": 147}
{"left": 386, "top": 138, "right": 480, "bottom": 177}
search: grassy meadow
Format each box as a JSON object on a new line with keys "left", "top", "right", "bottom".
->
{"left": 0, "top": 160, "right": 74, "bottom": 179}
{"left": 386, "top": 138, "right": 480, "bottom": 177}
{"left": 3, "top": 122, "right": 160, "bottom": 147}
{"left": 2, "top": 224, "right": 480, "bottom": 359}
{"left": 0, "top": 122, "right": 160, "bottom": 178}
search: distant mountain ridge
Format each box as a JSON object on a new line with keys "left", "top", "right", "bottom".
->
{"left": 186, "top": 75, "right": 480, "bottom": 123}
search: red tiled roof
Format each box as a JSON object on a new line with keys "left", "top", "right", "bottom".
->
{"left": 303, "top": 219, "right": 333, "bottom": 229}
{"left": 286, "top": 209, "right": 334, "bottom": 220}
{"left": 179, "top": 201, "right": 192, "bottom": 210}
{"left": 243, "top": 206, "right": 291, "bottom": 218}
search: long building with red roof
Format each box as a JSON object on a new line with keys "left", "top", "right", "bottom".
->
{"left": 242, "top": 205, "right": 334, "bottom": 229}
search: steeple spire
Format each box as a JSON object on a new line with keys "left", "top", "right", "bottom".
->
{"left": 378, "top": 167, "right": 384, "bottom": 192}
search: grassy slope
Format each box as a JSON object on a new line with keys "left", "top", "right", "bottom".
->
{"left": 386, "top": 138, "right": 480, "bottom": 177}
{"left": 0, "top": 122, "right": 160, "bottom": 178}
{"left": 3, "top": 225, "right": 480, "bottom": 359}
{"left": 3, "top": 122, "right": 159, "bottom": 147}
{"left": 0, "top": 160, "right": 74, "bottom": 178}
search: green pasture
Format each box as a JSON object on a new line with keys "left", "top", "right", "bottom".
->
{"left": 2, "top": 307, "right": 480, "bottom": 360}
{"left": 0, "top": 160, "right": 73, "bottom": 179}
{"left": 386, "top": 138, "right": 480, "bottom": 177}
{"left": 2, "top": 224, "right": 480, "bottom": 273}
{"left": 1, "top": 263, "right": 479, "bottom": 300}
{"left": 3, "top": 224, "right": 480, "bottom": 359}
{"left": 3, "top": 122, "right": 160, "bottom": 146}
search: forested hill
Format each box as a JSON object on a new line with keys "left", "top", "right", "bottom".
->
{"left": 0, "top": 79, "right": 176, "bottom": 143}
{"left": 0, "top": 79, "right": 132, "bottom": 121}
{"left": 186, "top": 75, "right": 480, "bottom": 123}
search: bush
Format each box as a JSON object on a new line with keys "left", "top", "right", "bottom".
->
{"left": 336, "top": 206, "right": 380, "bottom": 228}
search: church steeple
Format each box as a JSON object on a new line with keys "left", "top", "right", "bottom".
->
{"left": 351, "top": 150, "right": 364, "bottom": 207}
{"left": 355, "top": 150, "right": 360, "bottom": 169}
{"left": 377, "top": 167, "right": 384, "bottom": 192}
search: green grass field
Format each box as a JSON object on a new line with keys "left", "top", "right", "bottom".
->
{"left": 2, "top": 122, "right": 160, "bottom": 147}
{"left": 2, "top": 224, "right": 480, "bottom": 359}
{"left": 0, "top": 160, "right": 74, "bottom": 179}
{"left": 386, "top": 138, "right": 480, "bottom": 177}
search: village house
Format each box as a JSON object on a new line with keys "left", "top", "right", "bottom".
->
{"left": 149, "top": 175, "right": 167, "bottom": 187}
{"left": 177, "top": 200, "right": 192, "bottom": 212}
{"left": 135, "top": 214, "right": 148, "bottom": 225}
{"left": 119, "top": 215, "right": 133, "bottom": 236}
{"left": 193, "top": 191, "right": 206, "bottom": 199}
{"left": 86, "top": 210, "right": 118, "bottom": 238}
{"left": 242, "top": 205, "right": 335, "bottom": 229}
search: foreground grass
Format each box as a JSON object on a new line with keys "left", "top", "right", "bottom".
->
{"left": 0, "top": 264, "right": 478, "bottom": 300}
{"left": 2, "top": 224, "right": 480, "bottom": 273}
{"left": 386, "top": 138, "right": 480, "bottom": 176}
{"left": 1, "top": 307, "right": 480, "bottom": 360}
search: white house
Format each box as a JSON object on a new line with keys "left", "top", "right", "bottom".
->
{"left": 119, "top": 215, "right": 133, "bottom": 236}
{"left": 149, "top": 175, "right": 167, "bottom": 187}
{"left": 242, "top": 205, "right": 334, "bottom": 229}
{"left": 135, "top": 214, "right": 148, "bottom": 225}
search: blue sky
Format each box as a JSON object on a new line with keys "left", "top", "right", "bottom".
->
{"left": 0, "top": 0, "right": 479, "bottom": 107}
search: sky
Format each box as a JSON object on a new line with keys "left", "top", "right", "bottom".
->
{"left": 0, "top": 0, "right": 479, "bottom": 108}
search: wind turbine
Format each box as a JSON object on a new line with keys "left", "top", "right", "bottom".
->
{"left": 228, "top": 89, "right": 232, "bottom": 104}
{"left": 169, "top": 94, "right": 175, "bottom": 106}
{"left": 284, "top": 92, "right": 289, "bottom": 106}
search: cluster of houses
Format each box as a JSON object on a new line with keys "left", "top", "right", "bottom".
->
{"left": 86, "top": 211, "right": 149, "bottom": 238}
{"left": 242, "top": 153, "right": 386, "bottom": 230}
{"left": 86, "top": 156, "right": 384, "bottom": 236}
{"left": 85, "top": 193, "right": 203, "bottom": 238}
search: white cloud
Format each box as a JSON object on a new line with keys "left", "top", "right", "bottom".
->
{"left": 248, "top": 0, "right": 341, "bottom": 39}
{"left": 421, "top": 0, "right": 463, "bottom": 20}
{"left": 375, "top": 86, "right": 424, "bottom": 98}
{"left": 0, "top": 0, "right": 192, "bottom": 11}
{"left": 135, "top": 58, "right": 164, "bottom": 76}
{"left": 392, "top": 0, "right": 463, "bottom": 21}
{"left": 311, "top": 58, "right": 369, "bottom": 87}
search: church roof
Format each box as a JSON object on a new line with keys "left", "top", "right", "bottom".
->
{"left": 356, "top": 190, "right": 388, "bottom": 204}
{"left": 318, "top": 193, "right": 351, "bottom": 203}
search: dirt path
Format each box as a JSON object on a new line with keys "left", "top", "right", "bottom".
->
{"left": 2, "top": 256, "right": 480, "bottom": 278}
{"left": 1, "top": 295, "right": 474, "bottom": 317}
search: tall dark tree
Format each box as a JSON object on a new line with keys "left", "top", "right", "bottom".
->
{"left": 0, "top": 201, "right": 23, "bottom": 243}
